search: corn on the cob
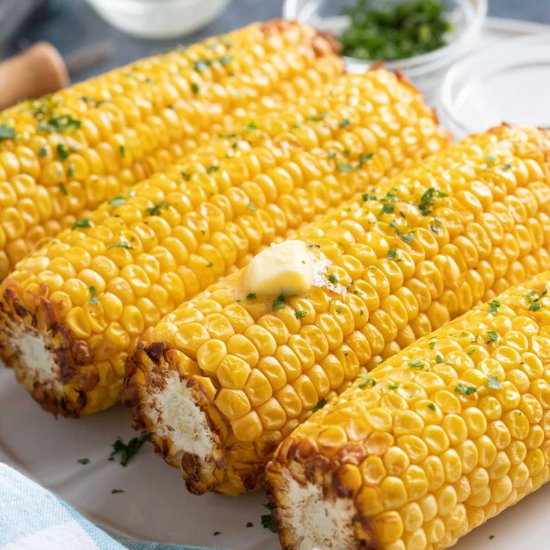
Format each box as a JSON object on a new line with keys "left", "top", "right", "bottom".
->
{"left": 0, "top": 71, "right": 448, "bottom": 418}
{"left": 267, "top": 270, "right": 550, "bottom": 550}
{"left": 0, "top": 20, "right": 342, "bottom": 278}
{"left": 123, "top": 125, "right": 550, "bottom": 496}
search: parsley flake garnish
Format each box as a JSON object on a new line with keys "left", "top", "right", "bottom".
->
{"left": 427, "top": 403, "right": 436, "bottom": 411}
{"left": 146, "top": 201, "right": 170, "bottom": 216}
{"left": 0, "top": 124, "right": 16, "bottom": 139}
{"left": 339, "top": 118, "right": 350, "bottom": 129}
{"left": 261, "top": 503, "right": 277, "bottom": 533}
{"left": 396, "top": 229, "right": 414, "bottom": 243}
{"left": 328, "top": 273, "right": 338, "bottom": 284}
{"left": 207, "top": 165, "right": 219, "bottom": 174}
{"left": 57, "top": 143, "right": 69, "bottom": 161}
{"left": 38, "top": 114, "right": 81, "bottom": 133}
{"left": 59, "top": 183, "right": 68, "bottom": 196}
{"left": 109, "top": 195, "right": 126, "bottom": 207}
{"left": 387, "top": 248, "right": 398, "bottom": 260}
{"left": 455, "top": 382, "right": 477, "bottom": 396}
{"left": 388, "top": 383, "right": 399, "bottom": 390}
{"left": 109, "top": 433, "right": 152, "bottom": 467}
{"left": 487, "top": 375, "right": 501, "bottom": 390}
{"left": 408, "top": 359, "right": 424, "bottom": 369}
{"left": 247, "top": 202, "right": 256, "bottom": 212}
{"left": 358, "top": 373, "right": 377, "bottom": 388}
{"left": 272, "top": 296, "right": 286, "bottom": 312}
{"left": 295, "top": 310, "right": 307, "bottom": 319}
{"left": 108, "top": 241, "right": 132, "bottom": 250}
{"left": 486, "top": 330, "right": 500, "bottom": 344}
{"left": 72, "top": 218, "right": 91, "bottom": 229}
{"left": 246, "top": 293, "right": 256, "bottom": 300}
{"left": 78, "top": 458, "right": 90, "bottom": 465}
{"left": 418, "top": 187, "right": 447, "bottom": 216}
{"left": 312, "top": 398, "right": 327, "bottom": 413}
{"left": 488, "top": 300, "right": 501, "bottom": 315}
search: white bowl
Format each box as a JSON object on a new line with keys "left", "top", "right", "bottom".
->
{"left": 440, "top": 33, "right": 550, "bottom": 137}
{"left": 87, "top": 0, "right": 231, "bottom": 39}
{"left": 283, "top": 0, "right": 487, "bottom": 103}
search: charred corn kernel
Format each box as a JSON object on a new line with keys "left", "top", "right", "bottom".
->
{"left": 0, "top": 20, "right": 344, "bottom": 278}
{"left": 123, "top": 126, "right": 550, "bottom": 496}
{"left": 0, "top": 71, "right": 449, "bottom": 419}
{"left": 267, "top": 270, "right": 550, "bottom": 550}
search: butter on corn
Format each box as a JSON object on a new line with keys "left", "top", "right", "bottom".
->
{"left": 0, "top": 70, "right": 448, "bottom": 418}
{"left": 123, "top": 125, "right": 550, "bottom": 496}
{"left": 0, "top": 20, "right": 343, "bottom": 278}
{"left": 267, "top": 271, "right": 550, "bottom": 550}
{"left": 243, "top": 240, "right": 315, "bottom": 296}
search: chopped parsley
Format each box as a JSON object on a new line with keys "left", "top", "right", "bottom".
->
{"left": 246, "top": 522, "right": 253, "bottom": 528}
{"left": 193, "top": 59, "right": 211, "bottom": 72}
{"left": 380, "top": 202, "right": 395, "bottom": 215}
{"left": 455, "top": 382, "right": 477, "bottom": 396}
{"left": 408, "top": 359, "right": 424, "bottom": 369}
{"left": 526, "top": 289, "right": 546, "bottom": 312}
{"left": 418, "top": 187, "right": 447, "bottom": 216}
{"left": 388, "top": 383, "right": 399, "bottom": 390}
{"left": 484, "top": 154, "right": 497, "bottom": 166}
{"left": 246, "top": 293, "right": 257, "bottom": 300}
{"left": 108, "top": 241, "right": 132, "bottom": 250}
{"left": 327, "top": 151, "right": 337, "bottom": 159}
{"left": 181, "top": 171, "right": 191, "bottom": 181}
{"left": 435, "top": 354, "right": 443, "bottom": 363}
{"left": 146, "top": 201, "right": 170, "bottom": 216}
{"left": 272, "top": 295, "right": 286, "bottom": 312}
{"left": 37, "top": 114, "right": 81, "bottom": 133}
{"left": 247, "top": 202, "right": 256, "bottom": 212}
{"left": 501, "top": 163, "right": 512, "bottom": 171}
{"left": 427, "top": 403, "right": 436, "bottom": 411}
{"left": 111, "top": 489, "right": 125, "bottom": 494}
{"left": 428, "top": 340, "right": 435, "bottom": 350}
{"left": 486, "top": 330, "right": 500, "bottom": 344}
{"left": 339, "top": 0, "right": 452, "bottom": 61}
{"left": 339, "top": 118, "right": 350, "bottom": 129}
{"left": 207, "top": 165, "right": 219, "bottom": 174}
{"left": 68, "top": 162, "right": 75, "bottom": 177}
{"left": 312, "top": 398, "right": 327, "bottom": 413}
{"left": 109, "top": 433, "right": 152, "bottom": 467}
{"left": 38, "top": 145, "right": 48, "bottom": 157}
{"left": 487, "top": 375, "right": 501, "bottom": 390}
{"left": 396, "top": 229, "right": 414, "bottom": 243}
{"left": 244, "top": 120, "right": 258, "bottom": 131}
{"left": 72, "top": 218, "right": 92, "bottom": 229}
{"left": 0, "top": 124, "right": 16, "bottom": 139}
{"left": 336, "top": 162, "right": 355, "bottom": 173}
{"left": 328, "top": 273, "right": 339, "bottom": 284}
{"left": 358, "top": 373, "right": 377, "bottom": 388}
{"left": 261, "top": 503, "right": 277, "bottom": 533}
{"left": 108, "top": 195, "right": 126, "bottom": 207}
{"left": 59, "top": 183, "right": 68, "bottom": 196}
{"left": 57, "top": 143, "right": 69, "bottom": 161}
{"left": 487, "top": 299, "right": 501, "bottom": 315}
{"left": 78, "top": 458, "right": 90, "bottom": 465}
{"left": 295, "top": 310, "right": 307, "bottom": 319}
{"left": 387, "top": 248, "right": 398, "bottom": 260}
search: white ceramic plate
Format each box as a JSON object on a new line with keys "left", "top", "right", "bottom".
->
{"left": 2, "top": 17, "right": 550, "bottom": 550}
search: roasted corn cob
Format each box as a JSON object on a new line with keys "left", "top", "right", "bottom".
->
{"left": 267, "top": 270, "right": 550, "bottom": 550}
{"left": 0, "top": 71, "right": 448, "bottom": 417}
{"left": 0, "top": 20, "right": 342, "bottom": 278}
{"left": 123, "top": 125, "right": 550, "bottom": 496}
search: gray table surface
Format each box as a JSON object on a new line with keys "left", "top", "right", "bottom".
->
{"left": 7, "top": 0, "right": 550, "bottom": 82}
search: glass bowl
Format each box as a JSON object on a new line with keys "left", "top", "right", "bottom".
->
{"left": 87, "top": 0, "right": 231, "bottom": 39}
{"left": 283, "top": 0, "right": 487, "bottom": 102}
{"left": 440, "top": 33, "right": 550, "bottom": 137}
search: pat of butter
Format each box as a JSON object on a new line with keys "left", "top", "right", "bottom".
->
{"left": 243, "top": 240, "right": 314, "bottom": 296}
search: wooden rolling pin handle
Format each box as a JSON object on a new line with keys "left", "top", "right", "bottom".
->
{"left": 0, "top": 42, "right": 69, "bottom": 110}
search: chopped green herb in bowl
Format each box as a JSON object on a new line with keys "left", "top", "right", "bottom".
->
{"left": 340, "top": 0, "right": 453, "bottom": 61}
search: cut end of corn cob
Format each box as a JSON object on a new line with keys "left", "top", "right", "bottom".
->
{"left": 0, "top": 287, "right": 96, "bottom": 416}
{"left": 267, "top": 272, "right": 550, "bottom": 549}
{"left": 124, "top": 124, "right": 550, "bottom": 496}
{"left": 124, "top": 341, "right": 236, "bottom": 494}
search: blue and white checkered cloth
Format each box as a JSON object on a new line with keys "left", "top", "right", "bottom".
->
{"left": 0, "top": 462, "right": 222, "bottom": 550}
